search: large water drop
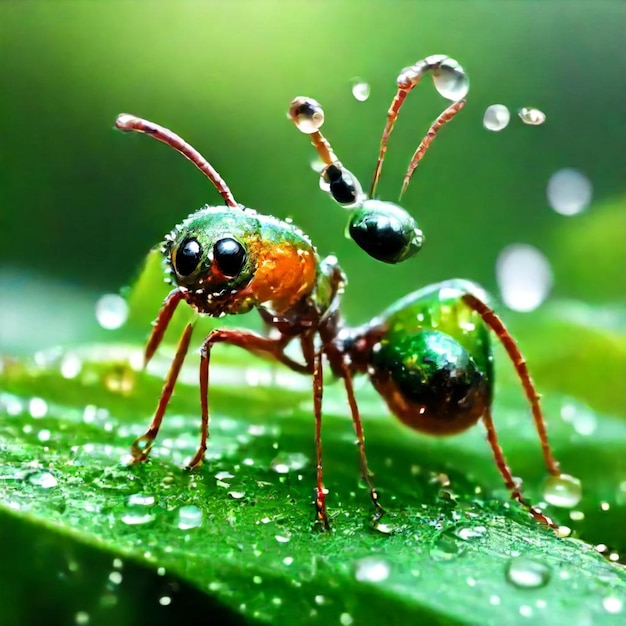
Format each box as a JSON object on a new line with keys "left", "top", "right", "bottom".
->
{"left": 506, "top": 557, "right": 551, "bottom": 589}
{"left": 546, "top": 168, "right": 592, "bottom": 216}
{"left": 432, "top": 57, "right": 469, "bottom": 100}
{"left": 483, "top": 105, "right": 510, "bottom": 131}
{"left": 351, "top": 78, "right": 371, "bottom": 102}
{"left": 542, "top": 474, "right": 582, "bottom": 508}
{"left": 95, "top": 294, "right": 129, "bottom": 330}
{"left": 496, "top": 244, "right": 552, "bottom": 312}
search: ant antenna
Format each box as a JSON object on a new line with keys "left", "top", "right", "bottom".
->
{"left": 369, "top": 55, "right": 469, "bottom": 200}
{"left": 115, "top": 113, "right": 239, "bottom": 209}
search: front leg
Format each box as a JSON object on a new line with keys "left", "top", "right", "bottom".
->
{"left": 186, "top": 328, "right": 310, "bottom": 470}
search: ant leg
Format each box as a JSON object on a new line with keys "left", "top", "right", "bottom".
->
{"left": 400, "top": 99, "right": 466, "bottom": 198}
{"left": 461, "top": 293, "right": 561, "bottom": 477}
{"left": 187, "top": 328, "right": 311, "bottom": 470}
{"left": 337, "top": 359, "right": 385, "bottom": 524}
{"left": 131, "top": 322, "right": 194, "bottom": 462}
{"left": 312, "top": 347, "right": 329, "bottom": 529}
{"left": 144, "top": 288, "right": 184, "bottom": 367}
{"left": 482, "top": 408, "right": 557, "bottom": 530}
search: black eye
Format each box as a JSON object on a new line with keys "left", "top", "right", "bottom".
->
{"left": 174, "top": 238, "right": 203, "bottom": 277}
{"left": 213, "top": 237, "right": 246, "bottom": 278}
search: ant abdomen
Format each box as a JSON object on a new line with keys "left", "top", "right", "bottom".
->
{"left": 364, "top": 280, "right": 494, "bottom": 435}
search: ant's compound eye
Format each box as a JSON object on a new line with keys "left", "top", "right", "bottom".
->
{"left": 174, "top": 238, "right": 203, "bottom": 277}
{"left": 289, "top": 97, "right": 325, "bottom": 134}
{"left": 348, "top": 200, "right": 424, "bottom": 264}
{"left": 213, "top": 237, "right": 246, "bottom": 278}
{"left": 320, "top": 164, "right": 364, "bottom": 208}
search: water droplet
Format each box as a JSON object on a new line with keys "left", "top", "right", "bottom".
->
{"left": 496, "top": 244, "right": 552, "bottom": 312}
{"left": 431, "top": 57, "right": 469, "bottom": 100}
{"left": 108, "top": 571, "right": 123, "bottom": 585}
{"left": 121, "top": 511, "right": 155, "bottom": 525}
{"left": 340, "top": 613, "right": 354, "bottom": 626}
{"left": 546, "top": 168, "right": 592, "bottom": 216}
{"left": 29, "top": 397, "right": 48, "bottom": 418}
{"left": 354, "top": 557, "right": 391, "bottom": 583}
{"left": 569, "top": 510, "right": 584, "bottom": 522}
{"left": 275, "top": 534, "right": 291, "bottom": 543}
{"left": 75, "top": 611, "right": 90, "bottom": 625}
{"left": 314, "top": 595, "right": 325, "bottom": 605}
{"left": 228, "top": 490, "right": 245, "bottom": 499}
{"left": 253, "top": 575, "right": 263, "bottom": 584}
{"left": 506, "top": 557, "right": 551, "bottom": 589}
{"left": 95, "top": 294, "right": 129, "bottom": 330}
{"left": 483, "top": 104, "right": 510, "bottom": 131}
{"left": 38, "top": 429, "right": 51, "bottom": 442}
{"left": 177, "top": 505, "right": 203, "bottom": 530}
{"left": 518, "top": 107, "right": 546, "bottom": 126}
{"left": 270, "top": 452, "right": 308, "bottom": 474}
{"left": 456, "top": 526, "right": 487, "bottom": 541}
{"left": 283, "top": 556, "right": 293, "bottom": 566}
{"left": 127, "top": 494, "right": 155, "bottom": 506}
{"left": 351, "top": 78, "right": 370, "bottom": 102}
{"left": 158, "top": 596, "right": 172, "bottom": 606}
{"left": 542, "top": 474, "right": 582, "bottom": 508}
{"left": 600, "top": 501, "right": 610, "bottom": 511}
{"left": 289, "top": 96, "right": 325, "bottom": 134}
{"left": 430, "top": 533, "right": 465, "bottom": 561}
{"left": 29, "top": 471, "right": 58, "bottom": 489}
{"left": 519, "top": 605, "right": 533, "bottom": 618}
{"left": 489, "top": 595, "right": 501, "bottom": 606}
{"left": 560, "top": 401, "right": 597, "bottom": 436}
{"left": 60, "top": 353, "right": 82, "bottom": 379}
{"left": 603, "top": 596, "right": 623, "bottom": 614}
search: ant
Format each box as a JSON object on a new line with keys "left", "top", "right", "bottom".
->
{"left": 115, "top": 54, "right": 568, "bottom": 531}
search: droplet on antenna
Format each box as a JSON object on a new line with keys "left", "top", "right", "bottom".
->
{"left": 431, "top": 57, "right": 469, "bottom": 101}
{"left": 289, "top": 97, "right": 325, "bottom": 134}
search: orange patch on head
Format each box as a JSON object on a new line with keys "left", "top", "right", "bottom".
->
{"left": 245, "top": 238, "right": 318, "bottom": 313}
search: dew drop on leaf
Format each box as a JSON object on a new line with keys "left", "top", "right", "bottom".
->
{"left": 505, "top": 557, "right": 551, "bottom": 589}
{"left": 354, "top": 557, "right": 391, "bottom": 583}
{"left": 177, "top": 505, "right": 203, "bottom": 530}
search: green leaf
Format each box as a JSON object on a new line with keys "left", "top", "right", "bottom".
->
{"left": 1, "top": 315, "right": 625, "bottom": 625}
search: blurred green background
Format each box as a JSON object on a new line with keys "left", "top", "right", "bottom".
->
{"left": 0, "top": 1, "right": 624, "bottom": 354}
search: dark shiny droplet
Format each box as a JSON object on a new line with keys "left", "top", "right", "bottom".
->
{"left": 322, "top": 164, "right": 362, "bottom": 207}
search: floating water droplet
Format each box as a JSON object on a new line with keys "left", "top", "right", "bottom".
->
{"left": 489, "top": 594, "right": 501, "bottom": 606}
{"left": 253, "top": 575, "right": 263, "bottom": 584}
{"left": 354, "top": 557, "right": 391, "bottom": 583}
{"left": 270, "top": 452, "right": 308, "bottom": 474}
{"left": 108, "top": 571, "right": 123, "bottom": 585}
{"left": 75, "top": 611, "right": 90, "bottom": 625}
{"left": 603, "top": 596, "right": 623, "bottom": 614}
{"left": 519, "top": 605, "right": 533, "bottom": 618}
{"left": 28, "top": 471, "right": 58, "bottom": 489}
{"left": 496, "top": 244, "right": 552, "bottom": 312}
{"left": 340, "top": 613, "right": 354, "bottom": 626}
{"left": 283, "top": 556, "right": 293, "bottom": 566}
{"left": 29, "top": 397, "right": 48, "bottom": 418}
{"left": 560, "top": 401, "right": 597, "bottom": 436}
{"left": 483, "top": 104, "right": 510, "bottom": 131}
{"left": 430, "top": 533, "right": 466, "bottom": 561}
{"left": 177, "top": 505, "right": 203, "bottom": 530}
{"left": 506, "top": 557, "right": 551, "bottom": 589}
{"left": 542, "top": 474, "right": 582, "bottom": 508}
{"left": 518, "top": 107, "right": 546, "bottom": 126}
{"left": 432, "top": 57, "right": 469, "bottom": 100}
{"left": 60, "top": 353, "right": 82, "bottom": 379}
{"left": 351, "top": 78, "right": 370, "bottom": 102}
{"left": 546, "top": 168, "right": 592, "bottom": 216}
{"left": 314, "top": 595, "right": 325, "bottom": 605}
{"left": 37, "top": 429, "right": 51, "bottom": 442}
{"left": 600, "top": 501, "right": 610, "bottom": 511}
{"left": 158, "top": 596, "right": 172, "bottom": 606}
{"left": 95, "top": 294, "right": 129, "bottom": 330}
{"left": 569, "top": 510, "right": 584, "bottom": 522}
{"left": 289, "top": 96, "right": 324, "bottom": 134}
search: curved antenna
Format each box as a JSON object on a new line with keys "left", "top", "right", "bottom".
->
{"left": 369, "top": 55, "right": 469, "bottom": 199}
{"left": 115, "top": 113, "right": 238, "bottom": 209}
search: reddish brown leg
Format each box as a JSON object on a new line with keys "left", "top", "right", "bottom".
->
{"left": 337, "top": 359, "right": 384, "bottom": 524}
{"left": 186, "top": 328, "right": 310, "bottom": 470}
{"left": 482, "top": 408, "right": 557, "bottom": 529}
{"left": 461, "top": 293, "right": 561, "bottom": 477}
{"left": 144, "top": 288, "right": 184, "bottom": 367}
{"left": 311, "top": 345, "right": 329, "bottom": 529}
{"left": 131, "top": 322, "right": 194, "bottom": 462}
{"left": 400, "top": 98, "right": 466, "bottom": 197}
